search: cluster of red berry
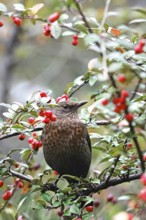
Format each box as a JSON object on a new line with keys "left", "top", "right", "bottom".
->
{"left": 72, "top": 34, "right": 79, "bottom": 46}
{"left": 43, "top": 12, "right": 60, "bottom": 37}
{"left": 0, "top": 177, "right": 24, "bottom": 201}
{"left": 28, "top": 132, "right": 43, "bottom": 151}
{"left": 101, "top": 89, "right": 134, "bottom": 122}
{"left": 134, "top": 39, "right": 145, "bottom": 54}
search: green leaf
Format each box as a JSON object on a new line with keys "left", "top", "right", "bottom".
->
{"left": 41, "top": 193, "right": 51, "bottom": 203}
{"left": 34, "top": 199, "right": 46, "bottom": 210}
{"left": 0, "top": 3, "right": 7, "bottom": 12}
{"left": 89, "top": 75, "right": 98, "bottom": 86}
{"left": 129, "top": 19, "right": 146, "bottom": 24}
{"left": 133, "top": 8, "right": 146, "bottom": 16}
{"left": 70, "top": 204, "right": 81, "bottom": 215}
{"left": 13, "top": 3, "right": 26, "bottom": 11}
{"left": 15, "top": 197, "right": 28, "bottom": 217}
{"left": 20, "top": 149, "right": 32, "bottom": 161}
{"left": 51, "top": 22, "right": 62, "bottom": 39}
{"left": 30, "top": 3, "right": 44, "bottom": 15}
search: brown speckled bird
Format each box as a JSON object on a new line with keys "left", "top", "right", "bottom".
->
{"left": 41, "top": 100, "right": 91, "bottom": 178}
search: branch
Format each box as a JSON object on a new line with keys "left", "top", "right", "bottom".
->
{"left": 69, "top": 80, "right": 89, "bottom": 97}
{"left": 105, "top": 155, "right": 120, "bottom": 182}
{"left": 0, "top": 127, "right": 43, "bottom": 141}
{"left": 100, "top": 0, "right": 111, "bottom": 31}
{"left": 73, "top": 0, "right": 93, "bottom": 33}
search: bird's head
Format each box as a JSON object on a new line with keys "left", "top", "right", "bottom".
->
{"left": 54, "top": 100, "right": 87, "bottom": 117}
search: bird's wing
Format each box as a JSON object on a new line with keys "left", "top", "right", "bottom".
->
{"left": 86, "top": 130, "right": 91, "bottom": 152}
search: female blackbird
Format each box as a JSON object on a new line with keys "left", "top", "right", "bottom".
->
{"left": 41, "top": 100, "right": 91, "bottom": 178}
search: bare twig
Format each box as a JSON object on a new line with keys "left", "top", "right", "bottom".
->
{"left": 69, "top": 80, "right": 89, "bottom": 97}
{"left": 105, "top": 155, "right": 120, "bottom": 182}
{"left": 100, "top": 0, "right": 111, "bottom": 31}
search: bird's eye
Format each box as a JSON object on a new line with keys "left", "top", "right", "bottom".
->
{"left": 63, "top": 105, "right": 68, "bottom": 109}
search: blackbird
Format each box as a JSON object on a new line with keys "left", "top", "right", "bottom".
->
{"left": 41, "top": 100, "right": 91, "bottom": 178}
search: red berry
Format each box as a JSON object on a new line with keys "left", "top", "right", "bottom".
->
{"left": 45, "top": 110, "right": 53, "bottom": 118}
{"left": 39, "top": 109, "right": 46, "bottom": 117}
{"left": 14, "top": 178, "right": 20, "bottom": 184}
{"left": 31, "top": 140, "right": 39, "bottom": 151}
{"left": 139, "top": 39, "right": 145, "bottom": 47}
{"left": 48, "top": 12, "right": 60, "bottom": 23}
{"left": 134, "top": 45, "right": 143, "bottom": 54}
{"left": 32, "top": 132, "right": 37, "bottom": 137}
{"left": 51, "top": 114, "right": 57, "bottom": 121}
{"left": 13, "top": 17, "right": 22, "bottom": 26}
{"left": 118, "top": 74, "right": 126, "bottom": 83}
{"left": 125, "top": 113, "right": 134, "bottom": 122}
{"left": 128, "top": 213, "right": 134, "bottom": 220}
{"left": 53, "top": 170, "right": 59, "bottom": 175}
{"left": 107, "top": 194, "right": 114, "bottom": 202}
{"left": 85, "top": 206, "right": 93, "bottom": 212}
{"left": 17, "top": 182, "right": 23, "bottom": 188}
{"left": 72, "top": 39, "right": 78, "bottom": 46}
{"left": 138, "top": 187, "right": 146, "bottom": 201}
{"left": 126, "top": 143, "right": 133, "bottom": 150}
{"left": 73, "top": 34, "right": 78, "bottom": 40}
{"left": 143, "top": 153, "right": 146, "bottom": 161}
{"left": 28, "top": 137, "right": 34, "bottom": 144}
{"left": 37, "top": 141, "right": 43, "bottom": 147}
{"left": 122, "top": 164, "right": 127, "bottom": 170}
{"left": 40, "top": 91, "right": 47, "bottom": 98}
{"left": 140, "top": 173, "right": 146, "bottom": 185}
{"left": 0, "top": 180, "right": 4, "bottom": 187}
{"left": 121, "top": 90, "right": 129, "bottom": 98}
{"left": 57, "top": 209, "right": 63, "bottom": 217}
{"left": 101, "top": 99, "right": 109, "bottom": 106}
{"left": 28, "top": 117, "right": 35, "bottom": 124}
{"left": 2, "top": 190, "right": 13, "bottom": 200}
{"left": 42, "top": 117, "right": 50, "bottom": 124}
{"left": 18, "top": 134, "right": 25, "bottom": 141}
{"left": 94, "top": 199, "right": 100, "bottom": 207}
{"left": 0, "top": 21, "right": 4, "bottom": 27}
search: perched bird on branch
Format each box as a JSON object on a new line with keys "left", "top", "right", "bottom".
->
{"left": 41, "top": 100, "right": 91, "bottom": 179}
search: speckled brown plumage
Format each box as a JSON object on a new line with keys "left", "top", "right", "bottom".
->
{"left": 41, "top": 100, "right": 91, "bottom": 178}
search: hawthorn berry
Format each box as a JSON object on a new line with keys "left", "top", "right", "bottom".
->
{"left": 134, "top": 45, "right": 143, "bottom": 54}
{"left": 126, "top": 143, "right": 133, "bottom": 150}
{"left": 57, "top": 209, "right": 63, "bottom": 217}
{"left": 2, "top": 190, "right": 13, "bottom": 200}
{"left": 94, "top": 199, "right": 100, "bottom": 207}
{"left": 121, "top": 90, "right": 129, "bottom": 98}
{"left": 28, "top": 117, "right": 35, "bottom": 124}
{"left": 139, "top": 39, "right": 145, "bottom": 47}
{"left": 13, "top": 17, "right": 22, "bottom": 26}
{"left": 31, "top": 140, "right": 39, "bottom": 151}
{"left": 40, "top": 91, "right": 47, "bottom": 98}
{"left": 85, "top": 206, "right": 93, "bottom": 212}
{"left": 125, "top": 113, "right": 134, "bottom": 122}
{"left": 39, "top": 109, "right": 45, "bottom": 117}
{"left": 118, "top": 74, "right": 126, "bottom": 83}
{"left": 43, "top": 25, "right": 51, "bottom": 36}
{"left": 37, "top": 140, "right": 43, "bottom": 147}
{"left": 18, "top": 133, "right": 26, "bottom": 141}
{"left": 51, "top": 114, "right": 57, "bottom": 122}
{"left": 72, "top": 39, "right": 78, "bottom": 46}
{"left": 122, "top": 164, "right": 127, "bottom": 170}
{"left": 32, "top": 132, "right": 37, "bottom": 137}
{"left": 48, "top": 12, "right": 60, "bottom": 23}
{"left": 53, "top": 170, "right": 59, "bottom": 175}
{"left": 14, "top": 178, "right": 20, "bottom": 184}
{"left": 0, "top": 180, "right": 4, "bottom": 187}
{"left": 138, "top": 187, "right": 146, "bottom": 201}
{"left": 45, "top": 110, "right": 53, "bottom": 118}
{"left": 0, "top": 21, "right": 4, "bottom": 27}
{"left": 107, "top": 194, "right": 114, "bottom": 202}
{"left": 140, "top": 173, "right": 146, "bottom": 185}
{"left": 17, "top": 182, "right": 24, "bottom": 188}
{"left": 143, "top": 153, "right": 146, "bottom": 161}
{"left": 73, "top": 34, "right": 78, "bottom": 40}
{"left": 28, "top": 137, "right": 34, "bottom": 144}
{"left": 101, "top": 99, "right": 109, "bottom": 106}
{"left": 42, "top": 117, "right": 50, "bottom": 124}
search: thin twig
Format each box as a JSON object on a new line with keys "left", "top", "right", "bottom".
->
{"left": 105, "top": 155, "right": 120, "bottom": 182}
{"left": 130, "top": 78, "right": 142, "bottom": 100}
{"left": 0, "top": 127, "right": 43, "bottom": 140}
{"left": 100, "top": 0, "right": 111, "bottom": 31}
{"left": 69, "top": 80, "right": 89, "bottom": 97}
